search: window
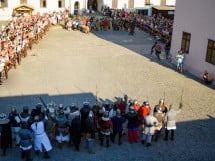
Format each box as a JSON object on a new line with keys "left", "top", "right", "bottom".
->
{"left": 0, "top": 0, "right": 8, "bottom": 8}
{"left": 205, "top": 39, "right": 215, "bottom": 65}
{"left": 58, "top": 0, "right": 65, "bottom": 8}
{"left": 20, "top": 0, "right": 27, "bottom": 4}
{"left": 181, "top": 32, "right": 191, "bottom": 53}
{"left": 40, "top": 0, "right": 46, "bottom": 8}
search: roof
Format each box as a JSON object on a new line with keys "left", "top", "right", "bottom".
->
{"left": 14, "top": 3, "right": 34, "bottom": 11}
{"left": 152, "top": 5, "right": 175, "bottom": 11}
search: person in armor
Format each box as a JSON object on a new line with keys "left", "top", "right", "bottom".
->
{"left": 70, "top": 111, "right": 82, "bottom": 152}
{"left": 126, "top": 106, "right": 139, "bottom": 144}
{"left": 19, "top": 121, "right": 33, "bottom": 161}
{"left": 133, "top": 100, "right": 140, "bottom": 112}
{"left": 138, "top": 101, "right": 151, "bottom": 130}
{"left": 80, "top": 102, "right": 91, "bottom": 133}
{"left": 164, "top": 103, "right": 182, "bottom": 141}
{"left": 156, "top": 98, "right": 168, "bottom": 114}
{"left": 31, "top": 103, "right": 45, "bottom": 121}
{"left": 46, "top": 105, "right": 56, "bottom": 143}
{"left": 117, "top": 98, "right": 126, "bottom": 116}
{"left": 9, "top": 107, "right": 21, "bottom": 146}
{"left": 99, "top": 111, "right": 112, "bottom": 147}
{"left": 0, "top": 113, "right": 12, "bottom": 156}
{"left": 153, "top": 105, "right": 165, "bottom": 141}
{"left": 141, "top": 110, "right": 158, "bottom": 147}
{"left": 19, "top": 106, "right": 31, "bottom": 126}
{"left": 103, "top": 101, "right": 111, "bottom": 112}
{"left": 56, "top": 104, "right": 64, "bottom": 116}
{"left": 110, "top": 109, "right": 126, "bottom": 145}
{"left": 54, "top": 110, "right": 70, "bottom": 149}
{"left": 31, "top": 115, "right": 52, "bottom": 159}
{"left": 85, "top": 111, "right": 96, "bottom": 154}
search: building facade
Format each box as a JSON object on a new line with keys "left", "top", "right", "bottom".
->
{"left": 171, "top": 0, "right": 215, "bottom": 85}
{"left": 0, "top": 0, "right": 175, "bottom": 20}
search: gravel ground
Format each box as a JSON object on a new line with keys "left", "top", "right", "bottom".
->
{"left": 0, "top": 25, "right": 215, "bottom": 161}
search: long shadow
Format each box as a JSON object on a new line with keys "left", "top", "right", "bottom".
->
{"left": 90, "top": 29, "right": 215, "bottom": 90}
{"left": 0, "top": 93, "right": 215, "bottom": 161}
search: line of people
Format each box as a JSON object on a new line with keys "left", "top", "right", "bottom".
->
{"left": 0, "top": 10, "right": 69, "bottom": 85}
{"left": 0, "top": 95, "right": 182, "bottom": 160}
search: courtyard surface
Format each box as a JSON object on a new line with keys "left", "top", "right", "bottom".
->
{"left": 0, "top": 25, "right": 215, "bottom": 161}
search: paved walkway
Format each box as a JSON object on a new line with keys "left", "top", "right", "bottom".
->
{"left": 0, "top": 26, "right": 215, "bottom": 161}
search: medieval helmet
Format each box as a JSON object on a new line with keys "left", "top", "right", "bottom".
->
{"left": 143, "top": 101, "right": 150, "bottom": 106}
{"left": 59, "top": 104, "right": 64, "bottom": 110}
{"left": 36, "top": 103, "right": 42, "bottom": 110}
{"left": 155, "top": 105, "right": 162, "bottom": 113}
{"left": 129, "top": 106, "right": 134, "bottom": 112}
{"left": 11, "top": 106, "right": 17, "bottom": 113}
{"left": 34, "top": 115, "right": 40, "bottom": 122}
{"left": 159, "top": 98, "right": 165, "bottom": 106}
{"left": 23, "top": 106, "right": 29, "bottom": 113}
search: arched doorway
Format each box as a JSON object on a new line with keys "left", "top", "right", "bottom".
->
{"left": 87, "top": 0, "right": 97, "bottom": 11}
{"left": 74, "top": 1, "right": 80, "bottom": 15}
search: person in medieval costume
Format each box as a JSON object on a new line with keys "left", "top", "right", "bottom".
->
{"left": 0, "top": 113, "right": 12, "bottom": 156}
{"left": 138, "top": 101, "right": 151, "bottom": 131}
{"left": 141, "top": 110, "right": 158, "bottom": 147}
{"left": 19, "top": 106, "right": 32, "bottom": 126}
{"left": 70, "top": 111, "right": 82, "bottom": 152}
{"left": 8, "top": 107, "right": 21, "bottom": 146}
{"left": 54, "top": 110, "right": 70, "bottom": 149}
{"left": 19, "top": 121, "right": 33, "bottom": 161}
{"left": 126, "top": 106, "right": 139, "bottom": 144}
{"left": 153, "top": 105, "right": 165, "bottom": 141}
{"left": 85, "top": 111, "right": 96, "bottom": 154}
{"left": 164, "top": 103, "right": 182, "bottom": 141}
{"left": 80, "top": 102, "right": 91, "bottom": 133}
{"left": 99, "top": 111, "right": 112, "bottom": 147}
{"left": 110, "top": 109, "right": 126, "bottom": 145}
{"left": 31, "top": 115, "right": 52, "bottom": 159}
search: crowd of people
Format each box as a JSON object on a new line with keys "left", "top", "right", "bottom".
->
{"left": 0, "top": 10, "right": 69, "bottom": 85}
{"left": 0, "top": 94, "right": 183, "bottom": 160}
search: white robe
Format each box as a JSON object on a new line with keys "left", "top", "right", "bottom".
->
{"left": 31, "top": 121, "right": 52, "bottom": 152}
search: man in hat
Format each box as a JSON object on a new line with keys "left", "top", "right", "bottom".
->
{"left": 0, "top": 113, "right": 12, "bottom": 156}
{"left": 31, "top": 115, "right": 52, "bottom": 159}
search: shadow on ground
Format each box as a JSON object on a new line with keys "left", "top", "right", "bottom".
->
{"left": 0, "top": 93, "right": 215, "bottom": 161}
{"left": 90, "top": 29, "right": 215, "bottom": 90}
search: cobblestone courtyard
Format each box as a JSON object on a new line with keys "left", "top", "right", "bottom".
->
{"left": 0, "top": 26, "right": 215, "bottom": 161}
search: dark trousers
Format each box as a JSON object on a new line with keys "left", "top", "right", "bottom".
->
{"left": 164, "top": 129, "right": 175, "bottom": 140}
{"left": 21, "top": 149, "right": 32, "bottom": 161}
{"left": 111, "top": 131, "right": 122, "bottom": 145}
{"left": 155, "top": 51, "right": 161, "bottom": 61}
{"left": 100, "top": 133, "right": 110, "bottom": 147}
